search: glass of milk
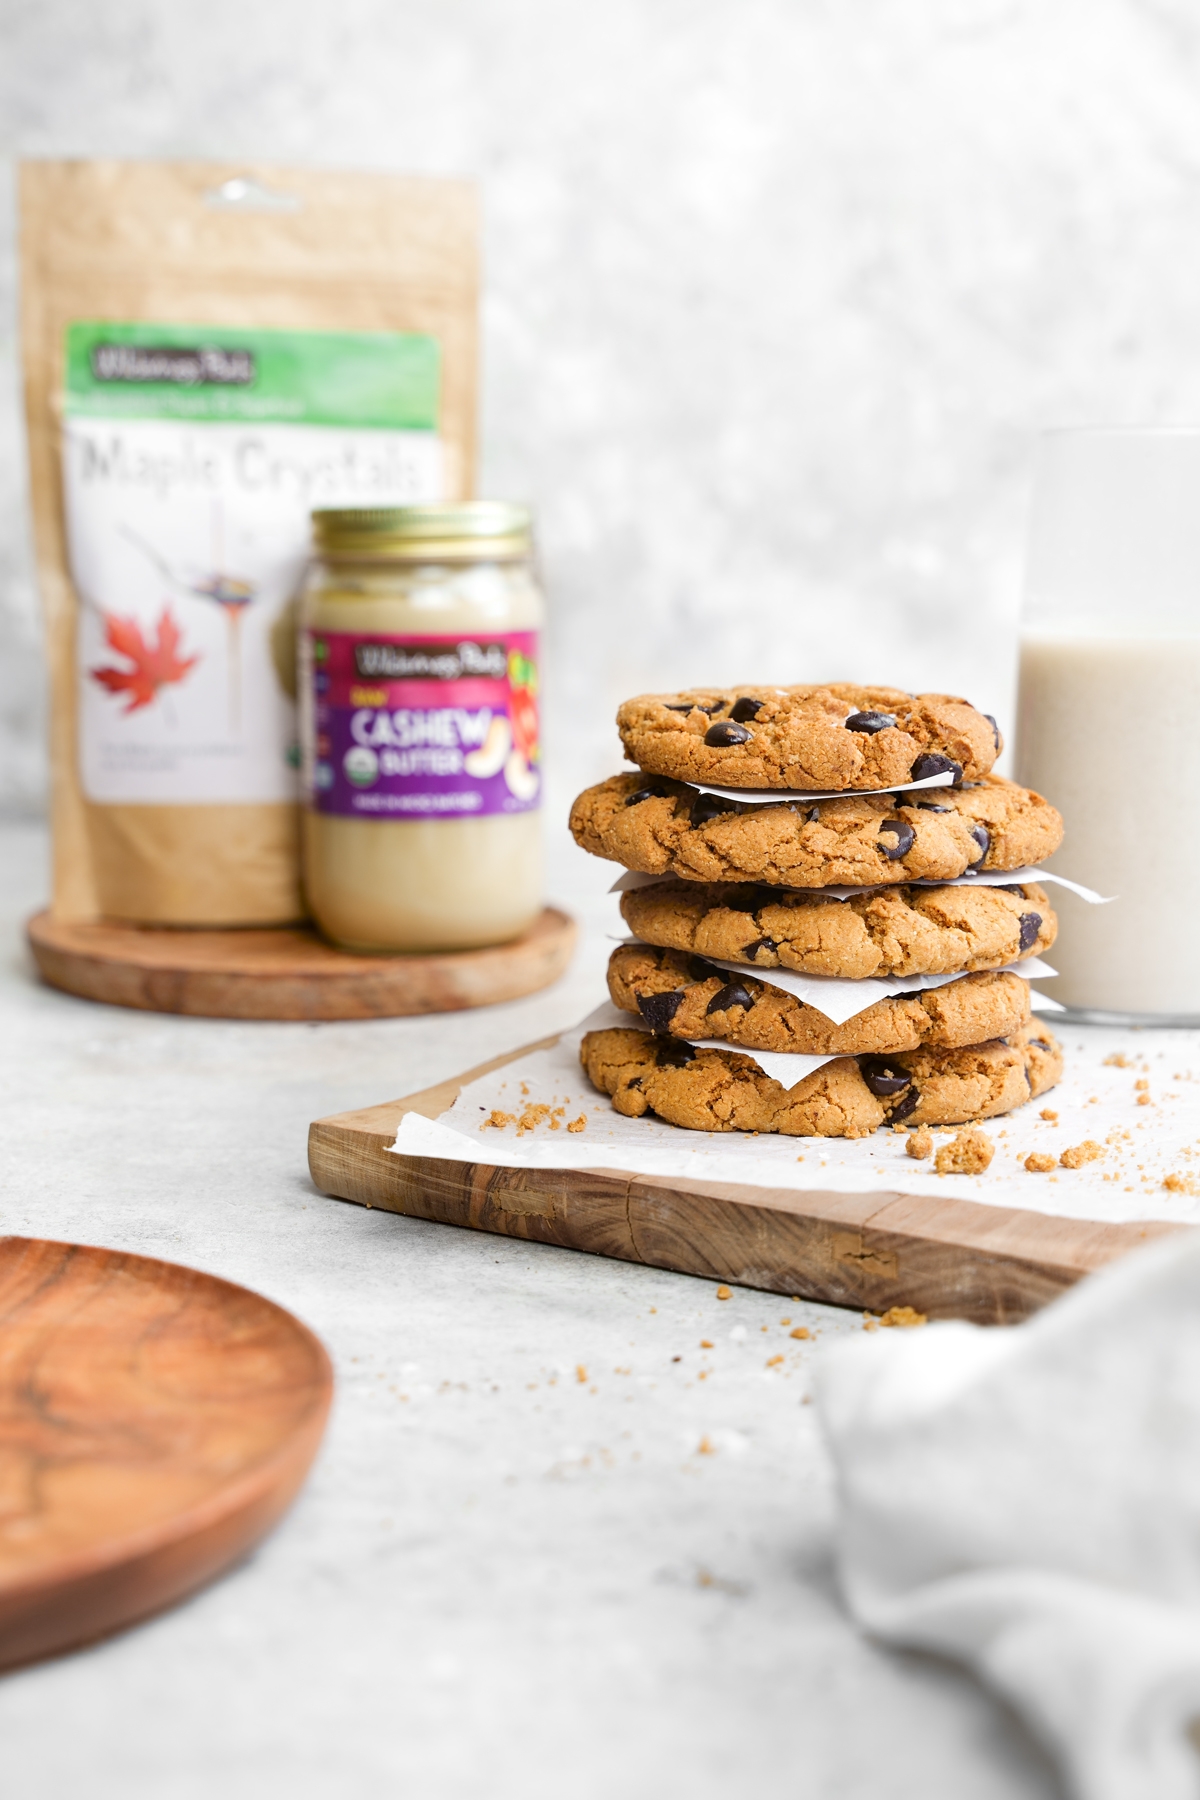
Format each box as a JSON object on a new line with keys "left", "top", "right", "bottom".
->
{"left": 1016, "top": 428, "right": 1200, "bottom": 1022}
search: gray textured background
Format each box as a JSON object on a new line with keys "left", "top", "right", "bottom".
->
{"left": 3, "top": 0, "right": 1199, "bottom": 822}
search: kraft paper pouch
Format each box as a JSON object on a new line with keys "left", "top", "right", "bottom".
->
{"left": 20, "top": 159, "right": 478, "bottom": 925}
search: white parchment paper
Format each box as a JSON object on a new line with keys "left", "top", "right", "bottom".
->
{"left": 389, "top": 1004, "right": 1200, "bottom": 1226}
{"left": 610, "top": 935, "right": 1057, "bottom": 1026}
{"left": 688, "top": 769, "right": 956, "bottom": 804}
{"left": 610, "top": 865, "right": 1112, "bottom": 903}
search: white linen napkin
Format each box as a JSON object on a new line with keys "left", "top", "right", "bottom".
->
{"left": 816, "top": 1231, "right": 1200, "bottom": 1800}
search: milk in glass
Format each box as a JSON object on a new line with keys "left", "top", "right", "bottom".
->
{"left": 1015, "top": 429, "right": 1200, "bottom": 1019}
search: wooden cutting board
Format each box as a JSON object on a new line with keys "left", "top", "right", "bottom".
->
{"left": 27, "top": 906, "right": 576, "bottom": 1020}
{"left": 308, "top": 1036, "right": 1182, "bottom": 1325}
{"left": 0, "top": 1237, "right": 333, "bottom": 1671}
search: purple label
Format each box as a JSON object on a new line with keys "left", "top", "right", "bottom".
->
{"left": 303, "top": 629, "right": 541, "bottom": 819}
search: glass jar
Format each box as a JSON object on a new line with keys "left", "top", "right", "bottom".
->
{"left": 1016, "top": 428, "right": 1200, "bottom": 1021}
{"left": 299, "top": 502, "right": 543, "bottom": 952}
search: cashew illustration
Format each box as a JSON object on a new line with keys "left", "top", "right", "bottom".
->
{"left": 464, "top": 714, "right": 511, "bottom": 778}
{"left": 504, "top": 748, "right": 540, "bottom": 801}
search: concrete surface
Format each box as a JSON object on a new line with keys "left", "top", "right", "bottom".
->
{"left": 0, "top": 821, "right": 1060, "bottom": 1798}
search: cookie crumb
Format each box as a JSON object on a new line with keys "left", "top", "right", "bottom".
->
{"left": 700, "top": 1339, "right": 714, "bottom": 1348}
{"left": 1104, "top": 1053, "right": 1131, "bottom": 1068}
{"left": 789, "top": 1327, "right": 811, "bottom": 1340}
{"left": 1060, "top": 1140, "right": 1104, "bottom": 1169}
{"left": 765, "top": 1354, "right": 784, "bottom": 1367}
{"left": 517, "top": 1104, "right": 551, "bottom": 1135}
{"left": 566, "top": 1115, "right": 587, "bottom": 1133}
{"left": 935, "top": 1129, "right": 994, "bottom": 1175}
{"left": 1025, "top": 1151, "right": 1056, "bottom": 1173}
{"left": 716, "top": 1285, "right": 732, "bottom": 1300}
{"left": 1040, "top": 1108, "right": 1058, "bottom": 1122}
{"left": 906, "top": 1127, "right": 934, "bottom": 1160}
{"left": 483, "top": 1110, "right": 516, "bottom": 1130}
{"left": 697, "top": 1434, "right": 715, "bottom": 1455}
{"left": 891, "top": 1122, "right": 909, "bottom": 1134}
{"left": 1137, "top": 1092, "right": 1152, "bottom": 1107}
{"left": 1164, "top": 1173, "right": 1200, "bottom": 1195}
{"left": 879, "top": 1305, "right": 928, "bottom": 1328}
{"left": 575, "top": 1365, "right": 587, "bottom": 1383}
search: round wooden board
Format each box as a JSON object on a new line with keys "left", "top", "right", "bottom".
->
{"left": 26, "top": 905, "right": 576, "bottom": 1021}
{"left": 0, "top": 1236, "right": 333, "bottom": 1672}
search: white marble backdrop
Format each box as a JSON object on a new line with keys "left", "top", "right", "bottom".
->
{"left": 2, "top": 0, "right": 1200, "bottom": 821}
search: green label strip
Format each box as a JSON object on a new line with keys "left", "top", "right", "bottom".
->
{"left": 64, "top": 322, "right": 440, "bottom": 429}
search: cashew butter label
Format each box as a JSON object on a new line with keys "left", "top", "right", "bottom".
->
{"left": 301, "top": 630, "right": 541, "bottom": 818}
{"left": 62, "top": 322, "right": 443, "bottom": 804}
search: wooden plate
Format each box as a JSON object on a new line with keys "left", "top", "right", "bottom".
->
{"left": 0, "top": 1237, "right": 333, "bottom": 1672}
{"left": 308, "top": 1036, "right": 1180, "bottom": 1325}
{"left": 26, "top": 905, "right": 576, "bottom": 1020}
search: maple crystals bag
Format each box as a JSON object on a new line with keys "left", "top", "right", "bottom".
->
{"left": 20, "top": 160, "right": 478, "bottom": 925}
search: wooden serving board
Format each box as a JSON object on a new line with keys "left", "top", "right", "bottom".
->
{"left": 308, "top": 1036, "right": 1182, "bottom": 1325}
{"left": 27, "top": 906, "right": 576, "bottom": 1021}
{"left": 0, "top": 1237, "right": 333, "bottom": 1671}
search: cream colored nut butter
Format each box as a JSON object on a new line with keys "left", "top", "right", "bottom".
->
{"left": 299, "top": 503, "right": 543, "bottom": 951}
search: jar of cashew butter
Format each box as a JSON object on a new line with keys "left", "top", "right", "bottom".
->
{"left": 299, "top": 503, "right": 543, "bottom": 952}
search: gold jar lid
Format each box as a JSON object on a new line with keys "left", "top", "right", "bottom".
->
{"left": 311, "top": 501, "right": 531, "bottom": 563}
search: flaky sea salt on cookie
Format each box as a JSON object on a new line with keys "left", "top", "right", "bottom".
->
{"left": 616, "top": 684, "right": 1000, "bottom": 791}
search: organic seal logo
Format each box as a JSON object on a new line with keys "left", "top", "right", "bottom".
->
{"left": 343, "top": 745, "right": 379, "bottom": 788}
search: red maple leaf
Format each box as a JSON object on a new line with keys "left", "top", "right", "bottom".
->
{"left": 90, "top": 607, "right": 200, "bottom": 714}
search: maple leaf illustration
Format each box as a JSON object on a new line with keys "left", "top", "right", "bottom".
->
{"left": 90, "top": 607, "right": 200, "bottom": 714}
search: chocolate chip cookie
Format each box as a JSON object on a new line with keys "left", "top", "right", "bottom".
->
{"left": 616, "top": 685, "right": 999, "bottom": 790}
{"left": 570, "top": 773, "right": 1062, "bottom": 887}
{"left": 607, "top": 944, "right": 1032, "bottom": 1056}
{"left": 620, "top": 879, "right": 1056, "bottom": 978}
{"left": 580, "top": 1022, "right": 1061, "bottom": 1138}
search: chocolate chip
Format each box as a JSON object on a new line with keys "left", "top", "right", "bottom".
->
{"left": 984, "top": 713, "right": 1001, "bottom": 751}
{"left": 746, "top": 939, "right": 777, "bottom": 960}
{"left": 969, "top": 824, "right": 990, "bottom": 864}
{"left": 1018, "top": 911, "right": 1042, "bottom": 951}
{"left": 845, "top": 711, "right": 896, "bottom": 734}
{"left": 625, "top": 785, "right": 665, "bottom": 807}
{"left": 724, "top": 888, "right": 768, "bottom": 913}
{"left": 888, "top": 1087, "right": 920, "bottom": 1122}
{"left": 655, "top": 1038, "right": 696, "bottom": 1068}
{"left": 729, "top": 696, "right": 765, "bottom": 723}
{"left": 707, "top": 982, "right": 754, "bottom": 1015}
{"left": 690, "top": 790, "right": 741, "bottom": 826}
{"left": 858, "top": 1057, "right": 912, "bottom": 1098}
{"left": 704, "top": 720, "right": 752, "bottom": 747}
{"left": 915, "top": 802, "right": 953, "bottom": 812}
{"left": 877, "top": 818, "right": 915, "bottom": 859}
{"left": 698, "top": 702, "right": 724, "bottom": 715}
{"left": 637, "top": 990, "right": 685, "bottom": 1034}
{"left": 687, "top": 955, "right": 721, "bottom": 983}
{"left": 663, "top": 702, "right": 695, "bottom": 713}
{"left": 626, "top": 1075, "right": 644, "bottom": 1090}
{"left": 910, "top": 752, "right": 963, "bottom": 784}
{"left": 804, "top": 806, "right": 821, "bottom": 823}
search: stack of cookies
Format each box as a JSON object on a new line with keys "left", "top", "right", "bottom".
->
{"left": 569, "top": 684, "right": 1065, "bottom": 1140}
